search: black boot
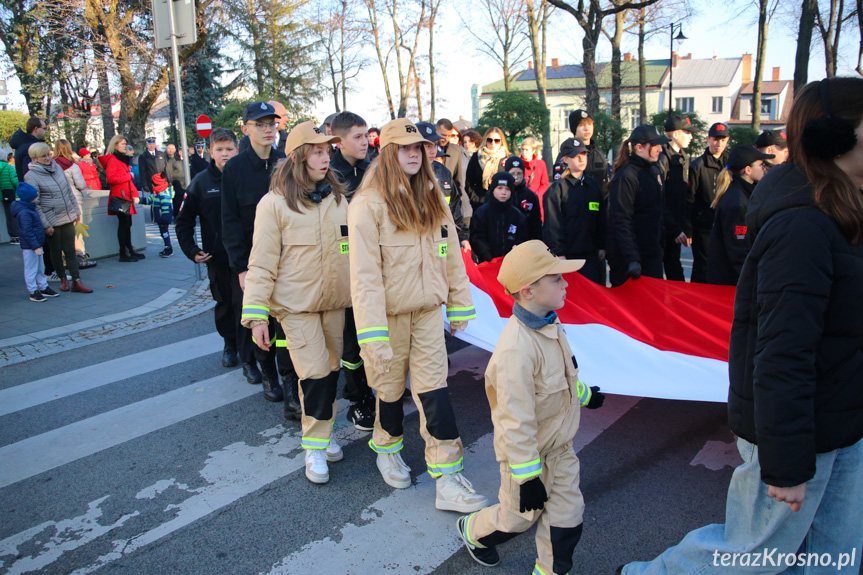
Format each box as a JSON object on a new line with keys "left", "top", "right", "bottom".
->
{"left": 242, "top": 362, "right": 262, "bottom": 384}
{"left": 261, "top": 364, "right": 284, "bottom": 402}
{"left": 283, "top": 372, "right": 302, "bottom": 421}
{"left": 222, "top": 343, "right": 239, "bottom": 368}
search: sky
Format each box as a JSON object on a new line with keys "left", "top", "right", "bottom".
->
{"left": 2, "top": 0, "right": 859, "bottom": 129}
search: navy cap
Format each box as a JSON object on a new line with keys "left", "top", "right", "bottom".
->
{"left": 243, "top": 102, "right": 280, "bottom": 123}
{"left": 664, "top": 115, "right": 694, "bottom": 132}
{"left": 559, "top": 137, "right": 588, "bottom": 158}
{"left": 435, "top": 145, "right": 450, "bottom": 158}
{"left": 488, "top": 171, "right": 515, "bottom": 194}
{"left": 708, "top": 122, "right": 729, "bottom": 138}
{"left": 629, "top": 125, "right": 670, "bottom": 146}
{"left": 145, "top": 137, "right": 156, "bottom": 144}
{"left": 755, "top": 129, "right": 787, "bottom": 148}
{"left": 568, "top": 109, "right": 592, "bottom": 133}
{"left": 415, "top": 122, "right": 440, "bottom": 143}
{"left": 195, "top": 142, "right": 205, "bottom": 149}
{"left": 504, "top": 156, "right": 524, "bottom": 172}
{"left": 727, "top": 145, "right": 774, "bottom": 171}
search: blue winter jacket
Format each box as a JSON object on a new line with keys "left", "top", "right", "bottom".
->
{"left": 11, "top": 200, "right": 45, "bottom": 249}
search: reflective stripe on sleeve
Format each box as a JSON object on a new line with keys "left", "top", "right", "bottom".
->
{"left": 357, "top": 326, "right": 389, "bottom": 345}
{"left": 446, "top": 306, "right": 477, "bottom": 321}
{"left": 301, "top": 436, "right": 330, "bottom": 450}
{"left": 510, "top": 459, "right": 542, "bottom": 479}
{"left": 577, "top": 380, "right": 591, "bottom": 407}
{"left": 241, "top": 305, "right": 269, "bottom": 320}
{"left": 342, "top": 358, "right": 364, "bottom": 370}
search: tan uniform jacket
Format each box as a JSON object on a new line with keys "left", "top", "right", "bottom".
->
{"left": 347, "top": 186, "right": 475, "bottom": 356}
{"left": 241, "top": 192, "right": 351, "bottom": 326}
{"left": 485, "top": 315, "right": 591, "bottom": 485}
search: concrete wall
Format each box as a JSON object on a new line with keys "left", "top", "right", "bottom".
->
{"left": 1, "top": 189, "right": 147, "bottom": 258}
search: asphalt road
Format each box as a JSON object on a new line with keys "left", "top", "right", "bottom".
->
{"left": 1, "top": 311, "right": 754, "bottom": 575}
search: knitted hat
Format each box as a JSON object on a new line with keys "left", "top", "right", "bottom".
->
{"left": 504, "top": 156, "right": 524, "bottom": 172}
{"left": 488, "top": 171, "right": 515, "bottom": 194}
{"left": 16, "top": 182, "right": 39, "bottom": 203}
{"left": 152, "top": 173, "right": 170, "bottom": 193}
{"left": 78, "top": 148, "right": 91, "bottom": 158}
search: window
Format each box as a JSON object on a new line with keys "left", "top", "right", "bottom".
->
{"left": 630, "top": 108, "right": 641, "bottom": 129}
{"left": 712, "top": 97, "right": 723, "bottom": 114}
{"left": 675, "top": 97, "right": 694, "bottom": 113}
{"left": 761, "top": 99, "right": 774, "bottom": 116}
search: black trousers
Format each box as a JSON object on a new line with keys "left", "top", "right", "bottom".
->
{"left": 46, "top": 222, "right": 80, "bottom": 281}
{"left": 690, "top": 226, "right": 711, "bottom": 284}
{"left": 208, "top": 264, "right": 254, "bottom": 364}
{"left": 568, "top": 252, "right": 602, "bottom": 286}
{"left": 231, "top": 280, "right": 295, "bottom": 378}
{"left": 662, "top": 239, "right": 685, "bottom": 282}
{"left": 171, "top": 182, "right": 185, "bottom": 216}
{"left": 2, "top": 197, "right": 18, "bottom": 238}
{"left": 342, "top": 307, "right": 373, "bottom": 402}
{"left": 116, "top": 213, "right": 133, "bottom": 255}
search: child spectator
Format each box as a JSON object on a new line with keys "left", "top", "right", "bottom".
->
{"left": 504, "top": 156, "right": 542, "bottom": 239}
{"left": 151, "top": 173, "right": 175, "bottom": 258}
{"left": 12, "top": 182, "right": 59, "bottom": 302}
{"left": 457, "top": 240, "right": 604, "bottom": 573}
{"left": 470, "top": 171, "right": 528, "bottom": 263}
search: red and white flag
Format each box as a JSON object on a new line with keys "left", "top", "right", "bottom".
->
{"left": 447, "top": 252, "right": 736, "bottom": 403}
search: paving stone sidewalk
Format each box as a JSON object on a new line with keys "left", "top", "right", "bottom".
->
{"left": 0, "top": 224, "right": 216, "bottom": 366}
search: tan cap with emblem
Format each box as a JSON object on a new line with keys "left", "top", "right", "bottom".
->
{"left": 379, "top": 118, "right": 427, "bottom": 149}
{"left": 284, "top": 121, "right": 340, "bottom": 155}
{"left": 497, "top": 240, "right": 585, "bottom": 295}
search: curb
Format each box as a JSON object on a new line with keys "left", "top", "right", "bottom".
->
{"left": 0, "top": 278, "right": 215, "bottom": 367}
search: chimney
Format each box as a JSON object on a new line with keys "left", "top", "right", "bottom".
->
{"left": 528, "top": 61, "right": 533, "bottom": 69}
{"left": 772, "top": 66, "right": 780, "bottom": 81}
{"left": 551, "top": 58, "right": 559, "bottom": 67}
{"left": 623, "top": 53, "right": 632, "bottom": 62}
{"left": 671, "top": 51, "right": 679, "bottom": 68}
{"left": 683, "top": 53, "right": 692, "bottom": 60}
{"left": 742, "top": 53, "right": 752, "bottom": 84}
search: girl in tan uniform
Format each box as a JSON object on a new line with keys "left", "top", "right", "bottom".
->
{"left": 241, "top": 121, "right": 350, "bottom": 485}
{"left": 348, "top": 118, "right": 488, "bottom": 513}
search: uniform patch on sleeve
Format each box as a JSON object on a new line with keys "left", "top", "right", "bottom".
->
{"left": 438, "top": 242, "right": 448, "bottom": 257}
{"left": 340, "top": 242, "right": 349, "bottom": 254}
{"left": 589, "top": 202, "right": 599, "bottom": 211}
{"left": 734, "top": 225, "right": 747, "bottom": 239}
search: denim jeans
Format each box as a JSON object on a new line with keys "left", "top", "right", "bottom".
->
{"left": 623, "top": 436, "right": 863, "bottom": 574}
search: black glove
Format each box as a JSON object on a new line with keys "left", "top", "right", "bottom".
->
{"left": 586, "top": 386, "right": 605, "bottom": 409}
{"left": 519, "top": 476, "right": 548, "bottom": 513}
{"left": 627, "top": 261, "right": 642, "bottom": 280}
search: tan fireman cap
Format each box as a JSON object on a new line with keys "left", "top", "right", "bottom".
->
{"left": 497, "top": 240, "right": 585, "bottom": 295}
{"left": 379, "top": 118, "right": 427, "bottom": 149}
{"left": 285, "top": 121, "right": 340, "bottom": 155}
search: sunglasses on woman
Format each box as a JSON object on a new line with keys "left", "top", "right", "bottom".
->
{"left": 486, "top": 137, "right": 501, "bottom": 144}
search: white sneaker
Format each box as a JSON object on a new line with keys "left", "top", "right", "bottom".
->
{"left": 46, "top": 272, "right": 61, "bottom": 282}
{"left": 376, "top": 452, "right": 412, "bottom": 489}
{"left": 436, "top": 473, "right": 489, "bottom": 513}
{"left": 305, "top": 449, "right": 329, "bottom": 484}
{"left": 326, "top": 440, "right": 343, "bottom": 462}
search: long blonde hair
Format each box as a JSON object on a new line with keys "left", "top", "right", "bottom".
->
{"left": 106, "top": 135, "right": 127, "bottom": 156}
{"left": 358, "top": 144, "right": 449, "bottom": 234}
{"left": 711, "top": 168, "right": 736, "bottom": 208}
{"left": 269, "top": 143, "right": 345, "bottom": 214}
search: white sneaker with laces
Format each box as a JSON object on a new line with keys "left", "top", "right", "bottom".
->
{"left": 326, "top": 440, "right": 343, "bottom": 462}
{"left": 436, "top": 472, "right": 489, "bottom": 513}
{"left": 305, "top": 449, "right": 329, "bottom": 484}
{"left": 376, "top": 452, "right": 412, "bottom": 489}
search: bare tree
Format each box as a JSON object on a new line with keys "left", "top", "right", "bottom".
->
{"left": 814, "top": 0, "right": 857, "bottom": 77}
{"left": 525, "top": 0, "right": 553, "bottom": 169}
{"left": 751, "top": 0, "right": 781, "bottom": 130}
{"left": 316, "top": 0, "right": 368, "bottom": 112}
{"left": 362, "top": 0, "right": 397, "bottom": 118}
{"left": 794, "top": 0, "right": 818, "bottom": 91}
{"left": 427, "top": 0, "right": 442, "bottom": 121}
{"left": 389, "top": 0, "right": 427, "bottom": 118}
{"left": 857, "top": 0, "right": 863, "bottom": 74}
{"left": 547, "top": 0, "right": 660, "bottom": 115}
{"left": 603, "top": 2, "right": 641, "bottom": 122}
{"left": 460, "top": 0, "right": 530, "bottom": 91}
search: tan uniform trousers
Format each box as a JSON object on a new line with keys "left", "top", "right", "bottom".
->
{"left": 466, "top": 444, "right": 584, "bottom": 575}
{"left": 363, "top": 307, "right": 464, "bottom": 476}
{"left": 280, "top": 310, "right": 344, "bottom": 450}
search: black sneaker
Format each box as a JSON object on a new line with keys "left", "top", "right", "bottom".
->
{"left": 29, "top": 291, "right": 46, "bottom": 302}
{"left": 347, "top": 399, "right": 374, "bottom": 431}
{"left": 456, "top": 516, "right": 499, "bottom": 567}
{"left": 159, "top": 248, "right": 173, "bottom": 258}
{"left": 40, "top": 287, "right": 59, "bottom": 297}
{"left": 10, "top": 237, "right": 19, "bottom": 245}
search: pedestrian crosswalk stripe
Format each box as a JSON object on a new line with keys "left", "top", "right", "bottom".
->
{"left": 0, "top": 333, "right": 222, "bottom": 417}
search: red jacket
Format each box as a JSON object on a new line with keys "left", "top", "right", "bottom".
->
{"left": 99, "top": 154, "right": 139, "bottom": 215}
{"left": 521, "top": 155, "right": 549, "bottom": 219}
{"left": 78, "top": 160, "right": 102, "bottom": 190}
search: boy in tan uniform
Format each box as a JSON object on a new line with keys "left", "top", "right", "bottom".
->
{"left": 457, "top": 240, "right": 605, "bottom": 574}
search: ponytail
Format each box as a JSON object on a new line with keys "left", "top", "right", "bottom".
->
{"left": 613, "top": 139, "right": 632, "bottom": 172}
{"left": 711, "top": 168, "right": 732, "bottom": 209}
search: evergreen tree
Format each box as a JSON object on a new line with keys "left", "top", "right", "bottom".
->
{"left": 182, "top": 31, "right": 230, "bottom": 140}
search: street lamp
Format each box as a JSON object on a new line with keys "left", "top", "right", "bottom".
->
{"left": 668, "top": 22, "right": 688, "bottom": 119}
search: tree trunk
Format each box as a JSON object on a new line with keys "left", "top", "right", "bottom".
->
{"left": 610, "top": 10, "right": 625, "bottom": 122}
{"left": 526, "top": 0, "right": 552, "bottom": 172}
{"left": 857, "top": 0, "right": 863, "bottom": 75}
{"left": 364, "top": 1, "right": 396, "bottom": 119}
{"left": 794, "top": 0, "right": 817, "bottom": 92}
{"left": 638, "top": 8, "right": 647, "bottom": 123}
{"left": 582, "top": 20, "right": 602, "bottom": 114}
{"left": 752, "top": 0, "right": 769, "bottom": 130}
{"left": 412, "top": 61, "right": 423, "bottom": 121}
{"left": 93, "top": 38, "right": 115, "bottom": 144}
{"left": 428, "top": 6, "right": 437, "bottom": 122}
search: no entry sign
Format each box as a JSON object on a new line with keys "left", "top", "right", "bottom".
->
{"left": 196, "top": 115, "right": 212, "bottom": 138}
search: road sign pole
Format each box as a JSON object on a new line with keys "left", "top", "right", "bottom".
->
{"left": 166, "top": 0, "right": 191, "bottom": 187}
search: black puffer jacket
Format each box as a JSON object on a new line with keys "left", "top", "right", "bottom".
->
{"left": 688, "top": 148, "right": 727, "bottom": 231}
{"left": 657, "top": 143, "right": 691, "bottom": 239}
{"left": 542, "top": 173, "right": 605, "bottom": 257}
{"left": 432, "top": 161, "right": 468, "bottom": 242}
{"left": 511, "top": 182, "right": 542, "bottom": 240}
{"left": 707, "top": 176, "right": 754, "bottom": 286}
{"left": 175, "top": 161, "right": 228, "bottom": 267}
{"left": 469, "top": 193, "right": 527, "bottom": 263}
{"left": 728, "top": 163, "right": 863, "bottom": 487}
